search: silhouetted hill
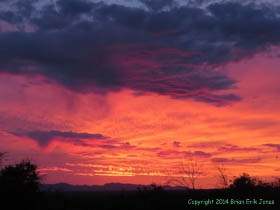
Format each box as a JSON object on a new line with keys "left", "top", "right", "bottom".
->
{"left": 40, "top": 182, "right": 187, "bottom": 192}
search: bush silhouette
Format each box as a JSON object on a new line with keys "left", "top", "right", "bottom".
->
{"left": 0, "top": 160, "right": 41, "bottom": 209}
{"left": 229, "top": 173, "right": 258, "bottom": 196}
{"left": 0, "top": 160, "right": 40, "bottom": 193}
{"left": 230, "top": 173, "right": 256, "bottom": 189}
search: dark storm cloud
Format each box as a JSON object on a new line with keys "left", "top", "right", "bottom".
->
{"left": 15, "top": 0, "right": 39, "bottom": 18}
{"left": 1, "top": 1, "right": 280, "bottom": 105}
{"left": 0, "top": 11, "right": 23, "bottom": 24}
{"left": 57, "top": 0, "right": 94, "bottom": 16}
{"left": 0, "top": 0, "right": 38, "bottom": 25}
{"left": 10, "top": 130, "right": 107, "bottom": 147}
{"left": 32, "top": 0, "right": 96, "bottom": 30}
{"left": 139, "top": 0, "right": 176, "bottom": 10}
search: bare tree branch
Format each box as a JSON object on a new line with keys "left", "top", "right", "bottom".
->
{"left": 0, "top": 152, "right": 6, "bottom": 167}
{"left": 184, "top": 156, "right": 203, "bottom": 190}
{"left": 215, "top": 163, "right": 229, "bottom": 188}
{"left": 166, "top": 155, "right": 203, "bottom": 190}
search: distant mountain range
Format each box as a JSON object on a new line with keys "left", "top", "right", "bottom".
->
{"left": 40, "top": 183, "right": 187, "bottom": 192}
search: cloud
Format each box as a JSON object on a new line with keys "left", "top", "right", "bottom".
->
{"left": 10, "top": 130, "right": 107, "bottom": 147}
{"left": 99, "top": 142, "right": 136, "bottom": 150}
{"left": 139, "top": 0, "right": 176, "bottom": 10}
{"left": 217, "top": 144, "right": 259, "bottom": 153}
{"left": 157, "top": 150, "right": 185, "bottom": 158}
{"left": 173, "top": 141, "right": 181, "bottom": 147}
{"left": 157, "top": 149, "right": 211, "bottom": 158}
{"left": 188, "top": 142, "right": 261, "bottom": 154}
{"left": 262, "top": 144, "right": 280, "bottom": 152}
{"left": 229, "top": 120, "right": 280, "bottom": 130}
{"left": 136, "top": 147, "right": 161, "bottom": 152}
{"left": 31, "top": 0, "right": 96, "bottom": 31}
{"left": 211, "top": 157, "right": 261, "bottom": 164}
{"left": 10, "top": 130, "right": 139, "bottom": 151}
{"left": 193, "top": 151, "right": 212, "bottom": 158}
{"left": 38, "top": 167, "right": 73, "bottom": 172}
{"left": 188, "top": 141, "right": 224, "bottom": 148}
{"left": 1, "top": 1, "right": 280, "bottom": 105}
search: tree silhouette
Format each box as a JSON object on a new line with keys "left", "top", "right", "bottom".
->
{"left": 0, "top": 160, "right": 41, "bottom": 193}
{"left": 215, "top": 163, "right": 229, "bottom": 188}
{"left": 167, "top": 156, "right": 203, "bottom": 190}
{"left": 230, "top": 173, "right": 256, "bottom": 189}
{"left": 0, "top": 152, "right": 6, "bottom": 168}
{"left": 0, "top": 159, "right": 41, "bottom": 210}
{"left": 0, "top": 153, "right": 4, "bottom": 166}
{"left": 272, "top": 177, "right": 280, "bottom": 188}
{"left": 229, "top": 173, "right": 258, "bottom": 196}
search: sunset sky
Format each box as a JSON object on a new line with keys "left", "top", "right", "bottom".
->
{"left": 0, "top": 0, "right": 280, "bottom": 189}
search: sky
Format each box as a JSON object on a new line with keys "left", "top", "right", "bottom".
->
{"left": 0, "top": 0, "right": 280, "bottom": 189}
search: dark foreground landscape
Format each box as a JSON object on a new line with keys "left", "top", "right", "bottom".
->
{"left": 37, "top": 186, "right": 280, "bottom": 210}
{"left": 0, "top": 158, "right": 279, "bottom": 210}
{"left": 2, "top": 185, "right": 279, "bottom": 210}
